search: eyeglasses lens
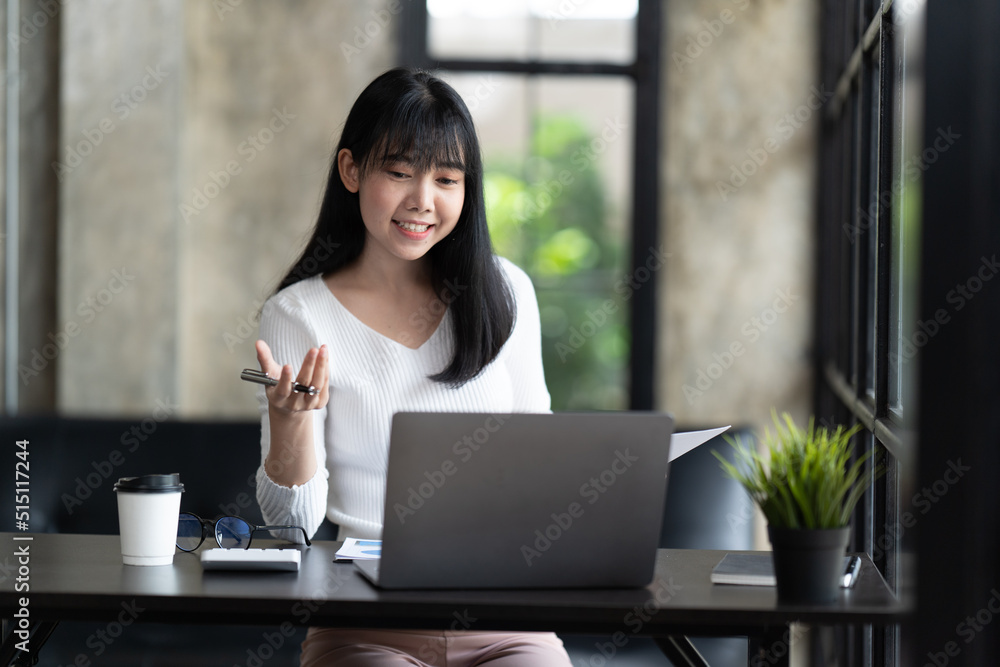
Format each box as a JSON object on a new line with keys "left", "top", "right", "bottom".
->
{"left": 176, "top": 513, "right": 205, "bottom": 551}
{"left": 216, "top": 516, "right": 253, "bottom": 549}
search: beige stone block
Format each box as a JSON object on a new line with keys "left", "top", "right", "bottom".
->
{"left": 659, "top": 0, "right": 817, "bottom": 429}
{"left": 57, "top": 0, "right": 394, "bottom": 418}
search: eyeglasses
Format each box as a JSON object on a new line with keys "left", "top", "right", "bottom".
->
{"left": 176, "top": 512, "right": 311, "bottom": 551}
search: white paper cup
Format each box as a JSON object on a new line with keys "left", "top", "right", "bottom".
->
{"left": 114, "top": 474, "right": 184, "bottom": 566}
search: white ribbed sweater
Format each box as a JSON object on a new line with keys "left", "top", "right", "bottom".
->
{"left": 255, "top": 258, "right": 551, "bottom": 540}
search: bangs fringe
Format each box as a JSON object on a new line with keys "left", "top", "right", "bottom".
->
{"left": 363, "top": 95, "right": 473, "bottom": 176}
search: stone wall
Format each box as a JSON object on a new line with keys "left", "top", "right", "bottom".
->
{"left": 13, "top": 0, "right": 816, "bottom": 424}
{"left": 55, "top": 0, "right": 393, "bottom": 417}
{"left": 658, "top": 0, "right": 817, "bottom": 428}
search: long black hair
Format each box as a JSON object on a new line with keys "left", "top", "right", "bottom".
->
{"left": 276, "top": 67, "right": 515, "bottom": 386}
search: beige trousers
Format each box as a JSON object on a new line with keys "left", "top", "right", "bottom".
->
{"left": 299, "top": 628, "right": 572, "bottom": 666}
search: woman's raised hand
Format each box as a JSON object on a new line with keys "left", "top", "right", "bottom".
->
{"left": 255, "top": 340, "right": 329, "bottom": 415}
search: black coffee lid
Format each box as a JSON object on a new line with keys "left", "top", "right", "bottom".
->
{"left": 113, "top": 473, "right": 184, "bottom": 493}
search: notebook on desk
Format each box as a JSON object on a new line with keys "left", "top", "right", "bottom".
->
{"left": 353, "top": 411, "right": 675, "bottom": 589}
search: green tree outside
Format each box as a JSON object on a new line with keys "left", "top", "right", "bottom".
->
{"left": 485, "top": 114, "right": 629, "bottom": 410}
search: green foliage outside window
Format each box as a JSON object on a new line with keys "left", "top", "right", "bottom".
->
{"left": 485, "top": 115, "right": 629, "bottom": 410}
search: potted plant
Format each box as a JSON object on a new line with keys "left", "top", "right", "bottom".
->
{"left": 714, "top": 411, "right": 879, "bottom": 603}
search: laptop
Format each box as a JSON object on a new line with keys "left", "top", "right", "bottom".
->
{"left": 354, "top": 411, "right": 674, "bottom": 589}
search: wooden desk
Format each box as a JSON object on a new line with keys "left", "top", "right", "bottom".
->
{"left": 0, "top": 533, "right": 906, "bottom": 666}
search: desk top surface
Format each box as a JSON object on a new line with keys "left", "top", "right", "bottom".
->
{"left": 0, "top": 533, "right": 907, "bottom": 635}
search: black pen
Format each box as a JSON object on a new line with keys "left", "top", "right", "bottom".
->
{"left": 240, "top": 369, "right": 317, "bottom": 395}
{"left": 843, "top": 555, "right": 862, "bottom": 588}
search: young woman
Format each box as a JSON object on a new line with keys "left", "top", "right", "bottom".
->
{"left": 253, "top": 68, "right": 571, "bottom": 666}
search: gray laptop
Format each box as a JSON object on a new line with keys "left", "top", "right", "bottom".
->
{"left": 354, "top": 411, "right": 674, "bottom": 589}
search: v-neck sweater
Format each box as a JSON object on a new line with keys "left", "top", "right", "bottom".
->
{"left": 254, "top": 258, "right": 551, "bottom": 540}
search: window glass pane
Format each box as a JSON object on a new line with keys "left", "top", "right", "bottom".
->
{"left": 859, "top": 430, "right": 877, "bottom": 555}
{"left": 889, "top": 105, "right": 905, "bottom": 411}
{"left": 438, "top": 73, "right": 634, "bottom": 410}
{"left": 428, "top": 0, "right": 636, "bottom": 63}
{"left": 889, "top": 8, "right": 924, "bottom": 417}
{"left": 864, "top": 54, "right": 880, "bottom": 400}
{"left": 837, "top": 120, "right": 852, "bottom": 375}
{"left": 848, "top": 92, "right": 860, "bottom": 387}
{"left": 864, "top": 0, "right": 882, "bottom": 26}
{"left": 844, "top": 1, "right": 859, "bottom": 56}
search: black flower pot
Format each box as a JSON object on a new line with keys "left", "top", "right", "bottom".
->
{"left": 767, "top": 525, "right": 850, "bottom": 603}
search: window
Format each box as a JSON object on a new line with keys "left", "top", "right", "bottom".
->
{"left": 816, "top": 1, "right": 924, "bottom": 664}
{"left": 399, "top": 0, "right": 661, "bottom": 411}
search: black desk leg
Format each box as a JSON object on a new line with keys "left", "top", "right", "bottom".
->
{"left": 748, "top": 625, "right": 792, "bottom": 667}
{"left": 654, "top": 635, "right": 711, "bottom": 667}
{"left": 0, "top": 621, "right": 59, "bottom": 666}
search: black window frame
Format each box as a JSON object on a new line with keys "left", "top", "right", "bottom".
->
{"left": 820, "top": 1, "right": 1000, "bottom": 665}
{"left": 816, "top": 3, "right": 907, "bottom": 665}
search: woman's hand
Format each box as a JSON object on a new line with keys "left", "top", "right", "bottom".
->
{"left": 255, "top": 340, "right": 329, "bottom": 417}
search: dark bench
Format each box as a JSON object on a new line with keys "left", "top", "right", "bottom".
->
{"left": 1, "top": 416, "right": 284, "bottom": 533}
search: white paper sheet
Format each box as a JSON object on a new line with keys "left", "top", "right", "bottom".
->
{"left": 334, "top": 537, "right": 382, "bottom": 561}
{"left": 669, "top": 425, "right": 731, "bottom": 462}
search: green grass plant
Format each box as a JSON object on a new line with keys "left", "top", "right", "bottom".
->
{"left": 714, "top": 411, "right": 880, "bottom": 529}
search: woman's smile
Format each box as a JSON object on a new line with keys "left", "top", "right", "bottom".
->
{"left": 393, "top": 219, "right": 434, "bottom": 237}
